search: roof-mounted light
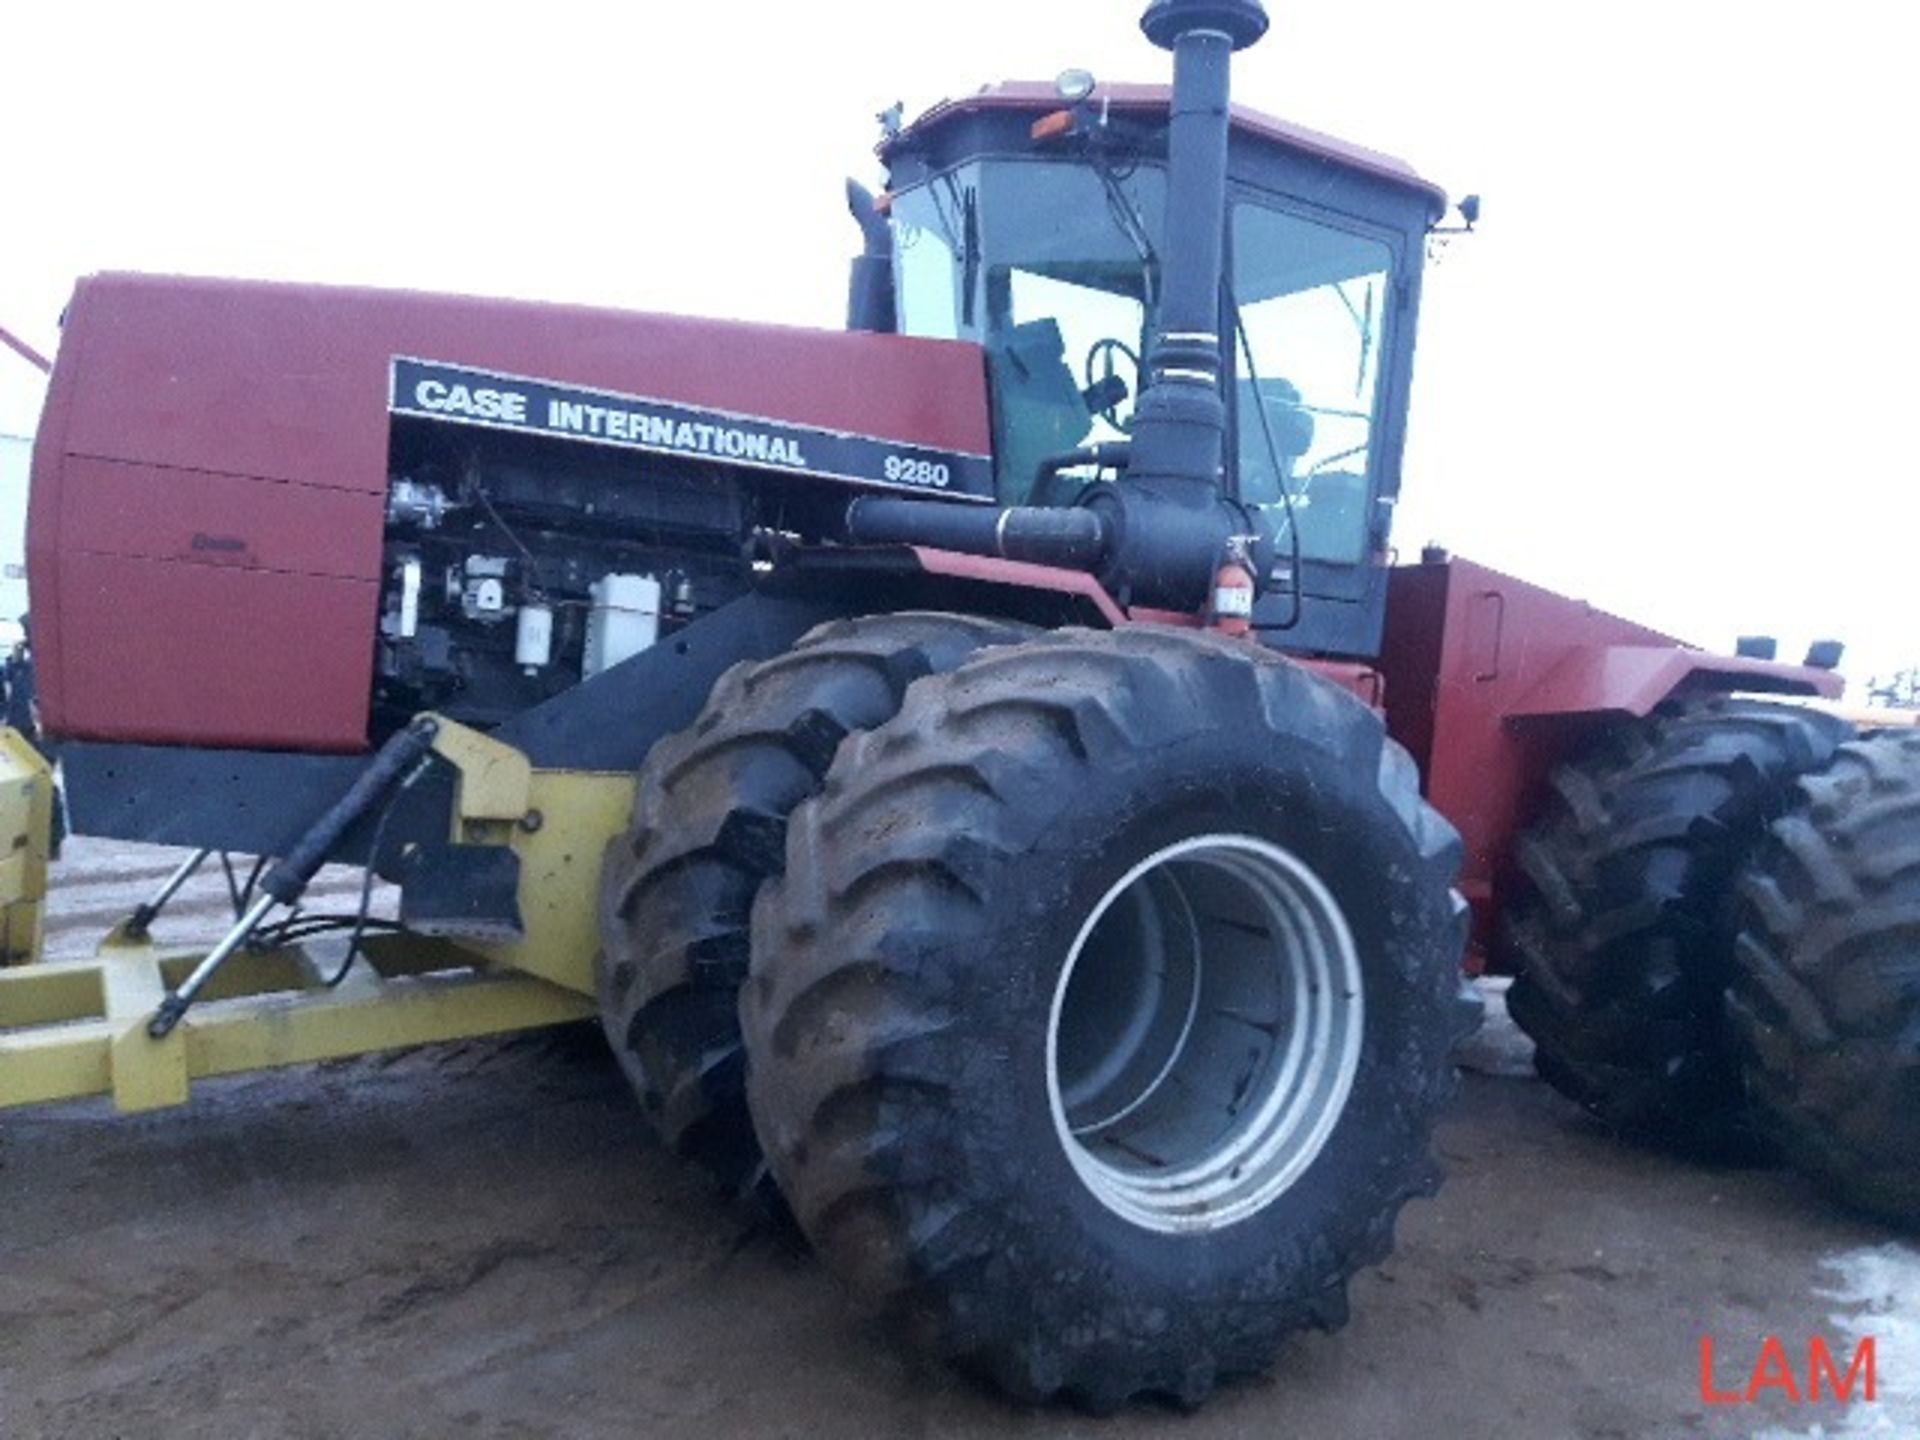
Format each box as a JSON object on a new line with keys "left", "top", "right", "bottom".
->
{"left": 1055, "top": 68, "right": 1097, "bottom": 102}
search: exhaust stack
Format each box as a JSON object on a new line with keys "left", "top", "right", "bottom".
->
{"left": 1129, "top": 0, "right": 1269, "bottom": 498}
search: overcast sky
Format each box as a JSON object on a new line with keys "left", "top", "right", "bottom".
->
{"left": 4, "top": 0, "right": 1915, "bottom": 687}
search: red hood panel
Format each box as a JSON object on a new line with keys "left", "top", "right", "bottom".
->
{"left": 49, "top": 272, "right": 991, "bottom": 494}
{"left": 27, "top": 273, "right": 991, "bottom": 752}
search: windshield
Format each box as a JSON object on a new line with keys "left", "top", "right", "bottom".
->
{"left": 893, "top": 160, "right": 1165, "bottom": 503}
{"left": 891, "top": 160, "right": 1395, "bottom": 559}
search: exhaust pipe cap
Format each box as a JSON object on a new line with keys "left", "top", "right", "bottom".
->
{"left": 1141, "top": 0, "right": 1269, "bottom": 51}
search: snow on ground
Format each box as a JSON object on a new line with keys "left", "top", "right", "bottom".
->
{"left": 1757, "top": 1243, "right": 1920, "bottom": 1439}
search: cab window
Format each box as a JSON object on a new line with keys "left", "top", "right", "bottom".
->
{"left": 892, "top": 161, "right": 1164, "bottom": 504}
{"left": 1231, "top": 203, "right": 1393, "bottom": 564}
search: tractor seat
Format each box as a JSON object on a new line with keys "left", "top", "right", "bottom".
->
{"left": 1235, "top": 377, "right": 1314, "bottom": 506}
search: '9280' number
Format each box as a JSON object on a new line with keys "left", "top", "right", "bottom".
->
{"left": 884, "top": 455, "right": 950, "bottom": 489}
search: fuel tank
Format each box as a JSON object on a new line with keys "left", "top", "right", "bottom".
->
{"left": 27, "top": 273, "right": 991, "bottom": 751}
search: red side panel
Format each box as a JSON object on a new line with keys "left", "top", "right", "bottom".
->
{"left": 56, "top": 457, "right": 381, "bottom": 574}
{"left": 1379, "top": 557, "right": 1843, "bottom": 964}
{"left": 51, "top": 555, "right": 376, "bottom": 751}
{"left": 28, "top": 273, "right": 992, "bottom": 752}
{"left": 1379, "top": 559, "right": 1651, "bottom": 937}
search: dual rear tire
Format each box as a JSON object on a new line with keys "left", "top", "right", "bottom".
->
{"left": 1501, "top": 700, "right": 1852, "bottom": 1152}
{"left": 1504, "top": 703, "right": 1920, "bottom": 1229}
{"left": 600, "top": 619, "right": 1477, "bottom": 1406}
{"left": 1728, "top": 731, "right": 1920, "bottom": 1226}
{"left": 740, "top": 628, "right": 1477, "bottom": 1407}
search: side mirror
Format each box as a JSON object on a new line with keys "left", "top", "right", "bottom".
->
{"left": 1429, "top": 193, "right": 1481, "bottom": 237}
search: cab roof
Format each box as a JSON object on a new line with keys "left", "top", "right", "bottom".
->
{"left": 886, "top": 81, "right": 1448, "bottom": 222}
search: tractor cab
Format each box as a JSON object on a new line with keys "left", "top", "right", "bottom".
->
{"left": 871, "top": 81, "right": 1449, "bottom": 655}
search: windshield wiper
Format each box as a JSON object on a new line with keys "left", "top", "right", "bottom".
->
{"left": 1092, "top": 151, "right": 1160, "bottom": 312}
{"left": 961, "top": 185, "right": 980, "bottom": 328}
{"left": 1331, "top": 279, "right": 1378, "bottom": 398}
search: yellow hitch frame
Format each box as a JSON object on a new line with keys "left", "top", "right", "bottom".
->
{"left": 0, "top": 718, "right": 636, "bottom": 1113}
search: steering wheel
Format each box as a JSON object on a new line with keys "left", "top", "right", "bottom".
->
{"left": 1083, "top": 338, "right": 1142, "bottom": 434}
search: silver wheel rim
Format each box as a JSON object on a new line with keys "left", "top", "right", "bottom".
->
{"left": 1045, "top": 833, "right": 1364, "bottom": 1234}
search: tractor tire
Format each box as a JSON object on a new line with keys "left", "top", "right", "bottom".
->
{"left": 1501, "top": 700, "right": 1853, "bottom": 1152}
{"left": 740, "top": 628, "right": 1478, "bottom": 1409}
{"left": 1728, "top": 731, "right": 1920, "bottom": 1226}
{"left": 596, "top": 612, "right": 1032, "bottom": 1197}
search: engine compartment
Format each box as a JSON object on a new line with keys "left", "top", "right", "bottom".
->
{"left": 373, "top": 418, "right": 763, "bottom": 736}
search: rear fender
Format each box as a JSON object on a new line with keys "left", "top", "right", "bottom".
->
{"left": 1505, "top": 645, "right": 1840, "bottom": 721}
{"left": 1377, "top": 555, "right": 1845, "bottom": 965}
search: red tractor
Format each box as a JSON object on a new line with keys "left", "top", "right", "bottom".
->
{"left": 6, "top": 0, "right": 1914, "bottom": 1410}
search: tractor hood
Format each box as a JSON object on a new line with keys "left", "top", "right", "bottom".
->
{"left": 27, "top": 273, "right": 991, "bottom": 751}
{"left": 32, "top": 273, "right": 991, "bottom": 498}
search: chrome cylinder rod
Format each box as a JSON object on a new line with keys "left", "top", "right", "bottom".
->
{"left": 124, "top": 847, "right": 213, "bottom": 939}
{"left": 146, "top": 892, "right": 279, "bottom": 1038}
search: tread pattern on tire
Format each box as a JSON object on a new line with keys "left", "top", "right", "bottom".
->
{"left": 1728, "top": 730, "right": 1920, "bottom": 1225}
{"left": 595, "top": 612, "right": 1032, "bottom": 1194}
{"left": 1501, "top": 699, "right": 1852, "bottom": 1148}
{"left": 741, "top": 627, "right": 1479, "bottom": 1408}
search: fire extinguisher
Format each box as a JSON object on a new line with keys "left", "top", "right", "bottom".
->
{"left": 1210, "top": 538, "right": 1256, "bottom": 637}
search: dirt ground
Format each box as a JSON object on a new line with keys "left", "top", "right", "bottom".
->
{"left": 3, "top": 843, "right": 1914, "bottom": 1439}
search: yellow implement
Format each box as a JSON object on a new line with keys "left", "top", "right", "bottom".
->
{"left": 0, "top": 727, "right": 53, "bottom": 967}
{"left": 0, "top": 720, "right": 617, "bottom": 1112}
